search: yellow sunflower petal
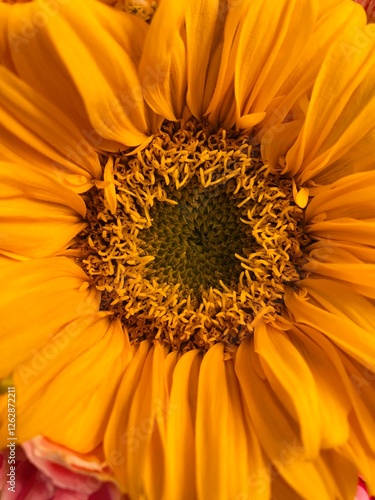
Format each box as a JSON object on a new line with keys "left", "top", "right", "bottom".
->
{"left": 254, "top": 321, "right": 321, "bottom": 459}
{"left": 196, "top": 343, "right": 270, "bottom": 500}
{"left": 139, "top": 0, "right": 187, "bottom": 120}
{"left": 311, "top": 126, "right": 375, "bottom": 184}
{"left": 164, "top": 350, "right": 201, "bottom": 500}
{"left": 260, "top": 1, "right": 366, "bottom": 136}
{"left": 0, "top": 161, "right": 86, "bottom": 259}
{"left": 294, "top": 323, "right": 375, "bottom": 455}
{"left": 285, "top": 20, "right": 375, "bottom": 181}
{"left": 305, "top": 172, "right": 375, "bottom": 295}
{"left": 285, "top": 279, "right": 375, "bottom": 366}
{"left": 183, "top": 0, "right": 239, "bottom": 120}
{"left": 320, "top": 450, "right": 359, "bottom": 500}
{"left": 307, "top": 170, "right": 375, "bottom": 221}
{"left": 307, "top": 218, "right": 375, "bottom": 248}
{"left": 277, "top": 451, "right": 357, "bottom": 500}
{"left": 234, "top": 0, "right": 318, "bottom": 130}
{"left": 288, "top": 324, "right": 351, "bottom": 449}
{"left": 305, "top": 246, "right": 375, "bottom": 298}
{"left": 338, "top": 351, "right": 375, "bottom": 452}
{"left": 236, "top": 338, "right": 347, "bottom": 499}
{"left": 271, "top": 475, "right": 302, "bottom": 500}
{"left": 0, "top": 1, "right": 94, "bottom": 142}
{"left": 2, "top": 317, "right": 126, "bottom": 452}
{"left": 235, "top": 339, "right": 304, "bottom": 464}
{"left": 308, "top": 239, "right": 375, "bottom": 263}
{"left": 164, "top": 350, "right": 180, "bottom": 394}
{"left": 276, "top": 459, "right": 335, "bottom": 500}
{"left": 0, "top": 258, "right": 100, "bottom": 378}
{"left": 46, "top": 0, "right": 150, "bottom": 147}
{"left": 1, "top": 0, "right": 150, "bottom": 149}
{"left": 260, "top": 119, "right": 303, "bottom": 170}
{"left": 0, "top": 67, "right": 101, "bottom": 188}
{"left": 104, "top": 341, "right": 168, "bottom": 500}
{"left": 204, "top": 2, "right": 246, "bottom": 127}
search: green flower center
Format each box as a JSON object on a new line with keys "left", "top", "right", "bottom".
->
{"left": 74, "top": 120, "right": 309, "bottom": 354}
{"left": 141, "top": 181, "right": 249, "bottom": 302}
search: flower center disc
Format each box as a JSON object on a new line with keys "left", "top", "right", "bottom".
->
{"left": 141, "top": 181, "right": 249, "bottom": 301}
{"left": 76, "top": 120, "right": 309, "bottom": 354}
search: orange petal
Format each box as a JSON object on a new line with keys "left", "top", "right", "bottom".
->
{"left": 255, "top": 321, "right": 321, "bottom": 459}
{"left": 164, "top": 350, "right": 201, "bottom": 500}
{"left": 5, "top": 318, "right": 126, "bottom": 453}
{"left": 284, "top": 279, "right": 375, "bottom": 367}
{"left": 234, "top": 0, "right": 318, "bottom": 130}
{"left": 197, "top": 343, "right": 270, "bottom": 500}
{"left": 104, "top": 341, "right": 168, "bottom": 500}
{"left": 1, "top": 0, "right": 151, "bottom": 150}
{"left": 285, "top": 17, "right": 374, "bottom": 182}
{"left": 236, "top": 338, "right": 303, "bottom": 466}
{"left": 0, "top": 161, "right": 86, "bottom": 259}
{"left": 139, "top": 0, "right": 187, "bottom": 120}
{"left": 0, "top": 67, "right": 100, "bottom": 189}
{"left": 0, "top": 258, "right": 101, "bottom": 378}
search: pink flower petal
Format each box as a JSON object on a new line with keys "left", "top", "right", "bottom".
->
{"left": 22, "top": 436, "right": 113, "bottom": 494}
{"left": 1, "top": 437, "right": 124, "bottom": 500}
{"left": 356, "top": 478, "right": 375, "bottom": 500}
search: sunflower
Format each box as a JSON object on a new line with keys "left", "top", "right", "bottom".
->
{"left": 1, "top": 0, "right": 375, "bottom": 498}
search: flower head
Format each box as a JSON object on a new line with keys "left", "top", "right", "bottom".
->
{"left": 0, "top": 0, "right": 375, "bottom": 498}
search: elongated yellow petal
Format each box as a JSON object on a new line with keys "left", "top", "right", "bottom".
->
{"left": 341, "top": 423, "right": 375, "bottom": 495}
{"left": 293, "top": 310, "right": 375, "bottom": 454}
{"left": 185, "top": 0, "right": 225, "bottom": 119}
{"left": 308, "top": 218, "right": 375, "bottom": 247}
{"left": 308, "top": 239, "right": 375, "bottom": 263}
{"left": 205, "top": 1, "right": 246, "bottom": 127}
{"left": 285, "top": 279, "right": 375, "bottom": 366}
{"left": 312, "top": 126, "right": 375, "bottom": 184}
{"left": 0, "top": 258, "right": 100, "bottom": 378}
{"left": 260, "top": 1, "right": 366, "bottom": 136}
{"left": 305, "top": 247, "right": 375, "bottom": 298}
{"left": 286, "top": 20, "right": 374, "bottom": 181}
{"left": 3, "top": 318, "right": 126, "bottom": 452}
{"left": 196, "top": 343, "right": 270, "bottom": 500}
{"left": 139, "top": 0, "right": 187, "bottom": 120}
{"left": 0, "top": 161, "right": 86, "bottom": 259}
{"left": 0, "top": 67, "right": 100, "bottom": 189}
{"left": 164, "top": 350, "right": 201, "bottom": 500}
{"left": 255, "top": 321, "right": 321, "bottom": 459}
{"left": 276, "top": 452, "right": 355, "bottom": 500}
{"left": 47, "top": 0, "right": 150, "bottom": 147}
{"left": 307, "top": 170, "right": 375, "bottom": 221}
{"left": 235, "top": 0, "right": 318, "bottom": 130}
{"left": 305, "top": 172, "right": 375, "bottom": 298}
{"left": 164, "top": 350, "right": 180, "bottom": 394}
{"left": 288, "top": 324, "right": 352, "bottom": 449}
{"left": 338, "top": 352, "right": 375, "bottom": 452}
{"left": 235, "top": 339, "right": 304, "bottom": 466}
{"left": 1, "top": 0, "right": 150, "bottom": 149}
{"left": 104, "top": 341, "right": 168, "bottom": 500}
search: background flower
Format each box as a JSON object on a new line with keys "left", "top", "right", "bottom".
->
{"left": 0, "top": 437, "right": 124, "bottom": 499}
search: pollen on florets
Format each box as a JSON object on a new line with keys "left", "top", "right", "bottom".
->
{"left": 114, "top": 0, "right": 158, "bottom": 21}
